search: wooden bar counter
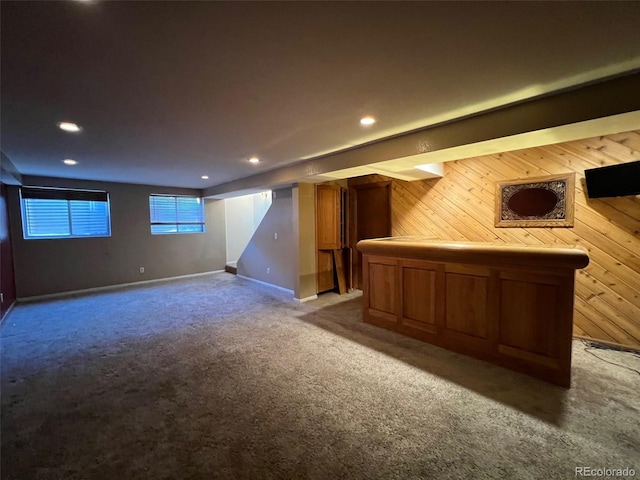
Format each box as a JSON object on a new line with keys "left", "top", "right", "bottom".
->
{"left": 356, "top": 237, "right": 590, "bottom": 387}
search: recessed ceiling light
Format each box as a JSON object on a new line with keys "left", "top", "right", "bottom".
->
{"left": 62, "top": 159, "right": 78, "bottom": 165}
{"left": 58, "top": 122, "right": 82, "bottom": 133}
{"left": 360, "top": 116, "right": 376, "bottom": 126}
{"left": 201, "top": 175, "right": 209, "bottom": 179}
{"left": 249, "top": 157, "right": 260, "bottom": 164}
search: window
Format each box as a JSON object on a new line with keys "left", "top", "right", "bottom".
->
{"left": 149, "top": 194, "right": 205, "bottom": 234}
{"left": 20, "top": 187, "right": 111, "bottom": 239}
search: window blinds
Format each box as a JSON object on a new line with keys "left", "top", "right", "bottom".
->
{"left": 149, "top": 195, "right": 205, "bottom": 234}
{"left": 20, "top": 187, "right": 111, "bottom": 239}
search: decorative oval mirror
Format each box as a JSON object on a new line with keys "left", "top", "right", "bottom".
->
{"left": 495, "top": 173, "right": 575, "bottom": 227}
{"left": 507, "top": 187, "right": 559, "bottom": 216}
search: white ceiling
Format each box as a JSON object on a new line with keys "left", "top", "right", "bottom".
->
{"left": 2, "top": 1, "right": 640, "bottom": 190}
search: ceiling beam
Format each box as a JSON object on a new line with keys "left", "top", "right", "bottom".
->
{"left": 204, "top": 71, "right": 640, "bottom": 198}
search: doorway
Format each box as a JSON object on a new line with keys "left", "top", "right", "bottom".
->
{"left": 349, "top": 181, "right": 392, "bottom": 289}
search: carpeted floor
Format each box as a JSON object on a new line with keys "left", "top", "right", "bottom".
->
{"left": 1, "top": 273, "right": 639, "bottom": 479}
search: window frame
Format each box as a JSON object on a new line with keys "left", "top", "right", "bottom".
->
{"left": 20, "top": 186, "right": 112, "bottom": 240}
{"left": 149, "top": 194, "right": 206, "bottom": 235}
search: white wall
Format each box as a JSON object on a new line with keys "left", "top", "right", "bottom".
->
{"left": 237, "top": 188, "right": 294, "bottom": 290}
{"left": 224, "top": 191, "right": 271, "bottom": 264}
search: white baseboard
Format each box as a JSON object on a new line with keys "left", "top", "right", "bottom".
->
{"left": 17, "top": 270, "right": 225, "bottom": 303}
{"left": 295, "top": 294, "right": 318, "bottom": 303}
{"left": 236, "top": 275, "right": 294, "bottom": 295}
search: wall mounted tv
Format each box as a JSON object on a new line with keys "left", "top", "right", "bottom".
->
{"left": 584, "top": 160, "right": 640, "bottom": 198}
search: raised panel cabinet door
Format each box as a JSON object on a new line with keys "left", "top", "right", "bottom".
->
{"left": 368, "top": 261, "right": 397, "bottom": 318}
{"left": 401, "top": 266, "right": 438, "bottom": 334}
{"left": 316, "top": 185, "right": 340, "bottom": 250}
{"left": 444, "top": 270, "right": 490, "bottom": 339}
{"left": 498, "top": 273, "right": 563, "bottom": 360}
{"left": 364, "top": 256, "right": 400, "bottom": 327}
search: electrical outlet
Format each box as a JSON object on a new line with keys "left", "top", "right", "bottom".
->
{"left": 267, "top": 267, "right": 270, "bottom": 274}
{"left": 139, "top": 267, "right": 145, "bottom": 274}
{"left": 274, "top": 232, "right": 278, "bottom": 240}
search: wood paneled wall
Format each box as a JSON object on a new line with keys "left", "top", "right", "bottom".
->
{"left": 350, "top": 131, "right": 640, "bottom": 348}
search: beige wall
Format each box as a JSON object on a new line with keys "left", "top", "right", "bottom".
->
{"left": 237, "top": 188, "right": 294, "bottom": 291}
{"left": 292, "top": 183, "right": 317, "bottom": 300}
{"left": 8, "top": 176, "right": 226, "bottom": 298}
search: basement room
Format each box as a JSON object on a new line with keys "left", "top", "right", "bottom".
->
{"left": 1, "top": 1, "right": 639, "bottom": 479}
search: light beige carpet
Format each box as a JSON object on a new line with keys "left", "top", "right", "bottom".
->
{"left": 1, "top": 273, "right": 639, "bottom": 479}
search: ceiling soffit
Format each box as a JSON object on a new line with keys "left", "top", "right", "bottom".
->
{"left": 204, "top": 73, "right": 640, "bottom": 197}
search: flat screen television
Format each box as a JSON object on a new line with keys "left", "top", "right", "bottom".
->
{"left": 584, "top": 160, "right": 640, "bottom": 198}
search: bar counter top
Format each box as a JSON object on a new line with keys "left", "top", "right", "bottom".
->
{"left": 357, "top": 237, "right": 590, "bottom": 270}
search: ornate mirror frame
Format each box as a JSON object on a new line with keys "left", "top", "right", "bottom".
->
{"left": 495, "top": 172, "right": 575, "bottom": 228}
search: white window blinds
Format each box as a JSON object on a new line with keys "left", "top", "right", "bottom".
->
{"left": 20, "top": 187, "right": 111, "bottom": 239}
{"left": 149, "top": 195, "right": 205, "bottom": 234}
